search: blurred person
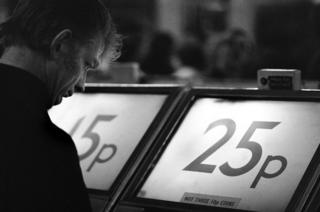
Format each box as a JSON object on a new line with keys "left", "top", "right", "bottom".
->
{"left": 173, "top": 40, "right": 206, "bottom": 84}
{"left": 0, "top": 0, "right": 120, "bottom": 211}
{"left": 114, "top": 15, "right": 149, "bottom": 63}
{"left": 209, "top": 28, "right": 256, "bottom": 79}
{"left": 0, "top": 0, "right": 19, "bottom": 56}
{"left": 140, "top": 31, "right": 176, "bottom": 77}
{"left": 305, "top": 3, "right": 320, "bottom": 80}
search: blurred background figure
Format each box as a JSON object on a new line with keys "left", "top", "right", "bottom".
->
{"left": 173, "top": 39, "right": 206, "bottom": 84}
{"left": 113, "top": 16, "right": 148, "bottom": 63}
{"left": 254, "top": 1, "right": 316, "bottom": 82}
{"left": 0, "top": 0, "right": 18, "bottom": 22}
{"left": 306, "top": 3, "right": 320, "bottom": 80}
{"left": 209, "top": 28, "right": 256, "bottom": 79}
{"left": 0, "top": 0, "right": 18, "bottom": 56}
{"left": 139, "top": 31, "right": 176, "bottom": 80}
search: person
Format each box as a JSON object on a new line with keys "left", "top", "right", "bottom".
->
{"left": 140, "top": 31, "right": 176, "bottom": 76}
{"left": 173, "top": 40, "right": 206, "bottom": 84}
{"left": 209, "top": 28, "right": 256, "bottom": 79}
{"left": 0, "top": 0, "right": 121, "bottom": 211}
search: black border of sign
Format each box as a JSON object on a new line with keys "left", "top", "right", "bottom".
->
{"left": 115, "top": 87, "right": 320, "bottom": 212}
{"left": 63, "top": 83, "right": 186, "bottom": 210}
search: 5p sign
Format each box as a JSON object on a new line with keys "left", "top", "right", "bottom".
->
{"left": 69, "top": 114, "right": 118, "bottom": 172}
{"left": 49, "top": 93, "right": 167, "bottom": 190}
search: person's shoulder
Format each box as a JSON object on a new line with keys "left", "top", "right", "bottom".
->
{"left": 46, "top": 119, "right": 75, "bottom": 146}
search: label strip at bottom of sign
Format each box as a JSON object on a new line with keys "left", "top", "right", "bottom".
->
{"left": 181, "top": 192, "right": 241, "bottom": 209}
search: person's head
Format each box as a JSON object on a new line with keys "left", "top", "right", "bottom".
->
{"left": 177, "top": 41, "right": 206, "bottom": 71}
{"left": 0, "top": 0, "right": 121, "bottom": 106}
{"left": 140, "top": 31, "right": 175, "bottom": 75}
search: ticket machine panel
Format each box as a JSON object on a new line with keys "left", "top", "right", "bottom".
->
{"left": 116, "top": 89, "right": 320, "bottom": 212}
{"left": 49, "top": 84, "right": 183, "bottom": 211}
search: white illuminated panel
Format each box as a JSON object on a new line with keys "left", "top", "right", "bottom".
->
{"left": 138, "top": 98, "right": 320, "bottom": 212}
{"left": 49, "top": 93, "right": 166, "bottom": 191}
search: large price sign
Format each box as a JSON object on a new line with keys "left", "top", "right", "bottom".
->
{"left": 138, "top": 98, "right": 320, "bottom": 212}
{"left": 49, "top": 93, "right": 166, "bottom": 191}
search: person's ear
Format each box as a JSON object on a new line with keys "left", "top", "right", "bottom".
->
{"left": 50, "top": 29, "right": 73, "bottom": 58}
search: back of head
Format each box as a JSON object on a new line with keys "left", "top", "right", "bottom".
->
{"left": 177, "top": 41, "right": 206, "bottom": 71}
{"left": 0, "top": 0, "right": 121, "bottom": 60}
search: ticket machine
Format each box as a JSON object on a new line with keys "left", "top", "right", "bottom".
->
{"left": 49, "top": 83, "right": 184, "bottom": 212}
{"left": 114, "top": 88, "right": 320, "bottom": 212}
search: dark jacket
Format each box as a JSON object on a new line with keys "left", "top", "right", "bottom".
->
{"left": 0, "top": 64, "right": 91, "bottom": 212}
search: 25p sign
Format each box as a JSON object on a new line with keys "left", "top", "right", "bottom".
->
{"left": 183, "top": 119, "right": 287, "bottom": 188}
